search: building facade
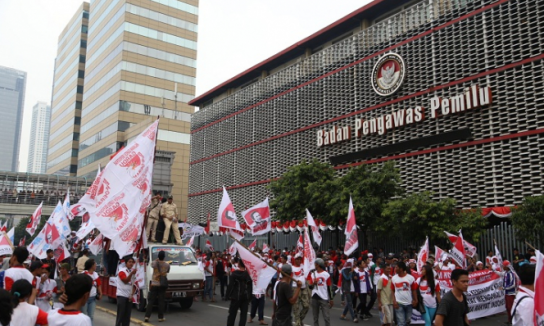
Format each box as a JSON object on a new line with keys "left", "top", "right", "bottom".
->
{"left": 188, "top": 0, "right": 544, "bottom": 222}
{"left": 0, "top": 66, "right": 26, "bottom": 172}
{"left": 27, "top": 102, "right": 52, "bottom": 173}
{"left": 47, "top": 2, "right": 89, "bottom": 176}
{"left": 77, "top": 0, "right": 197, "bottom": 219}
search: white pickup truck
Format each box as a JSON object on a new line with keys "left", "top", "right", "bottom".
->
{"left": 102, "top": 244, "right": 204, "bottom": 311}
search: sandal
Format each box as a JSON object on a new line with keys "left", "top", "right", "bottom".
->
{"left": 259, "top": 322, "right": 268, "bottom": 325}
{"left": 340, "top": 315, "right": 346, "bottom": 320}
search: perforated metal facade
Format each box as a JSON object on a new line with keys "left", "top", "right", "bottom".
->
{"left": 188, "top": 0, "right": 544, "bottom": 223}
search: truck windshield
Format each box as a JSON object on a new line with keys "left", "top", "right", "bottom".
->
{"left": 151, "top": 247, "right": 197, "bottom": 265}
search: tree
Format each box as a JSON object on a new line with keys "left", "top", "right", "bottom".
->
{"left": 269, "top": 159, "right": 335, "bottom": 221}
{"left": 511, "top": 195, "right": 544, "bottom": 247}
{"left": 379, "top": 192, "right": 487, "bottom": 243}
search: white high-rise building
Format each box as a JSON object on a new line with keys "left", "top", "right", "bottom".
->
{"left": 27, "top": 101, "right": 51, "bottom": 173}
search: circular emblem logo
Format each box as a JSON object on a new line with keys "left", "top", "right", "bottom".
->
{"left": 371, "top": 53, "right": 406, "bottom": 96}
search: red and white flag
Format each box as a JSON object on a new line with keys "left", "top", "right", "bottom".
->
{"left": 296, "top": 234, "right": 304, "bottom": 256}
{"left": 344, "top": 197, "right": 358, "bottom": 256}
{"left": 248, "top": 239, "right": 257, "bottom": 251}
{"left": 534, "top": 250, "right": 544, "bottom": 325}
{"left": 228, "top": 242, "right": 237, "bottom": 256}
{"left": 435, "top": 246, "right": 447, "bottom": 262}
{"left": 445, "top": 230, "right": 477, "bottom": 257}
{"left": 262, "top": 243, "right": 270, "bottom": 253}
{"left": 0, "top": 221, "right": 7, "bottom": 233}
{"left": 18, "top": 236, "right": 25, "bottom": 247}
{"left": 53, "top": 242, "right": 71, "bottom": 263}
{"left": 0, "top": 234, "right": 13, "bottom": 256}
{"left": 26, "top": 202, "right": 43, "bottom": 236}
{"left": 233, "top": 241, "right": 277, "bottom": 292}
{"left": 186, "top": 235, "right": 195, "bottom": 247}
{"left": 89, "top": 233, "right": 104, "bottom": 256}
{"left": 306, "top": 209, "right": 322, "bottom": 246}
{"left": 79, "top": 119, "right": 158, "bottom": 257}
{"left": 303, "top": 228, "right": 316, "bottom": 278}
{"left": 449, "top": 230, "right": 467, "bottom": 269}
{"left": 241, "top": 198, "right": 271, "bottom": 236}
{"left": 417, "top": 237, "right": 429, "bottom": 273}
{"left": 205, "top": 239, "right": 214, "bottom": 251}
{"left": 217, "top": 187, "right": 240, "bottom": 230}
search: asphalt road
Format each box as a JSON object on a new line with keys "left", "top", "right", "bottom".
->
{"left": 96, "top": 293, "right": 510, "bottom": 326}
{"left": 95, "top": 307, "right": 139, "bottom": 326}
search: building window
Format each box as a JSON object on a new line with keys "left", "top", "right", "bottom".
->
{"left": 82, "top": 25, "right": 88, "bottom": 33}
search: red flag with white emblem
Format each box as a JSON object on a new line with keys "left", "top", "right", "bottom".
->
{"left": 417, "top": 237, "right": 429, "bottom": 273}
{"left": 449, "top": 230, "right": 467, "bottom": 269}
{"left": 241, "top": 198, "right": 271, "bottom": 236}
{"left": 217, "top": 187, "right": 240, "bottom": 230}
{"left": 26, "top": 202, "right": 43, "bottom": 236}
{"left": 344, "top": 197, "right": 358, "bottom": 256}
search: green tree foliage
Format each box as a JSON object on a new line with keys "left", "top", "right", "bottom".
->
{"left": 511, "top": 195, "right": 544, "bottom": 246}
{"left": 380, "top": 192, "right": 487, "bottom": 243}
{"left": 269, "top": 159, "right": 335, "bottom": 221}
{"left": 13, "top": 215, "right": 48, "bottom": 245}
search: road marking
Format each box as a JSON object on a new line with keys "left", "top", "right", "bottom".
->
{"left": 208, "top": 304, "right": 311, "bottom": 326}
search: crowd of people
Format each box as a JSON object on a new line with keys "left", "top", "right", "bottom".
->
{"left": 0, "top": 188, "right": 84, "bottom": 205}
{"left": 191, "top": 244, "right": 538, "bottom": 326}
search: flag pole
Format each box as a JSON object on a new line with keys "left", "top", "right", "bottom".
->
{"left": 229, "top": 234, "right": 293, "bottom": 280}
{"left": 525, "top": 240, "right": 539, "bottom": 251}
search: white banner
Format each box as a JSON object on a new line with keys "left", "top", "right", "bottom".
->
{"left": 412, "top": 270, "right": 505, "bottom": 323}
{"left": 0, "top": 234, "right": 13, "bottom": 256}
{"left": 179, "top": 223, "right": 205, "bottom": 239}
{"left": 89, "top": 234, "right": 103, "bottom": 256}
{"left": 302, "top": 228, "right": 316, "bottom": 278}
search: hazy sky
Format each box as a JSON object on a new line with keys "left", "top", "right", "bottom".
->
{"left": 0, "top": 0, "right": 370, "bottom": 172}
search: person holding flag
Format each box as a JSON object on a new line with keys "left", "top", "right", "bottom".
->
{"left": 511, "top": 263, "right": 535, "bottom": 326}
{"left": 116, "top": 256, "right": 137, "bottom": 326}
{"left": 226, "top": 260, "right": 252, "bottom": 326}
{"left": 307, "top": 258, "right": 333, "bottom": 326}
{"left": 292, "top": 253, "right": 310, "bottom": 326}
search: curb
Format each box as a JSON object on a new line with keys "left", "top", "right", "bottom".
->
{"left": 95, "top": 305, "right": 155, "bottom": 326}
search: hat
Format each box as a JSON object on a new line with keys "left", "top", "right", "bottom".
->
{"left": 315, "top": 258, "right": 326, "bottom": 269}
{"left": 502, "top": 260, "right": 511, "bottom": 267}
{"left": 476, "top": 261, "right": 483, "bottom": 266}
{"left": 409, "top": 259, "right": 416, "bottom": 264}
{"left": 368, "top": 253, "right": 373, "bottom": 258}
{"left": 60, "top": 263, "right": 71, "bottom": 270}
{"left": 530, "top": 256, "right": 537, "bottom": 263}
{"left": 281, "top": 264, "right": 292, "bottom": 275}
{"left": 294, "top": 253, "right": 302, "bottom": 259}
{"left": 433, "top": 262, "right": 439, "bottom": 267}
{"left": 30, "top": 261, "right": 47, "bottom": 272}
{"left": 168, "top": 195, "right": 173, "bottom": 199}
{"left": 344, "top": 261, "right": 352, "bottom": 269}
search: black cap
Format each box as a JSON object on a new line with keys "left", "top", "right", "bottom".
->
{"left": 30, "top": 261, "right": 46, "bottom": 272}
{"left": 168, "top": 195, "right": 173, "bottom": 199}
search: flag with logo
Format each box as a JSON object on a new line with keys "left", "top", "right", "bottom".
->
{"left": 205, "top": 239, "right": 214, "bottom": 251}
{"left": 306, "top": 209, "right": 322, "bottom": 246}
{"left": 444, "top": 230, "right": 477, "bottom": 257}
{"left": 262, "top": 243, "right": 270, "bottom": 253}
{"left": 296, "top": 234, "right": 304, "bottom": 256}
{"left": 344, "top": 197, "right": 359, "bottom": 256}
{"left": 435, "top": 246, "right": 447, "bottom": 263}
{"left": 448, "top": 230, "right": 467, "bottom": 269}
{"left": 26, "top": 202, "right": 43, "bottom": 236}
{"left": 233, "top": 241, "right": 277, "bottom": 292}
{"left": 228, "top": 242, "right": 237, "bottom": 256}
{"left": 53, "top": 241, "right": 71, "bottom": 263}
{"left": 78, "top": 119, "right": 158, "bottom": 257}
{"left": 217, "top": 187, "right": 240, "bottom": 230}
{"left": 534, "top": 250, "right": 544, "bottom": 326}
{"left": 28, "top": 215, "right": 63, "bottom": 259}
{"left": 76, "top": 220, "right": 96, "bottom": 240}
{"left": 132, "top": 262, "right": 146, "bottom": 304}
{"left": 241, "top": 198, "right": 271, "bottom": 236}
{"left": 303, "top": 228, "right": 316, "bottom": 278}
{"left": 0, "top": 234, "right": 13, "bottom": 256}
{"left": 89, "top": 233, "right": 104, "bottom": 256}
{"left": 248, "top": 239, "right": 257, "bottom": 251}
{"left": 417, "top": 237, "right": 429, "bottom": 273}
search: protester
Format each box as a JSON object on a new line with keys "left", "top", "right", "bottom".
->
{"left": 76, "top": 249, "right": 90, "bottom": 273}
{"left": 145, "top": 250, "right": 170, "bottom": 323}
{"left": 377, "top": 265, "right": 393, "bottom": 326}
{"left": 417, "top": 265, "right": 441, "bottom": 326}
{"left": 501, "top": 261, "right": 517, "bottom": 325}
{"left": 160, "top": 195, "right": 182, "bottom": 245}
{"left": 3, "top": 247, "right": 33, "bottom": 290}
{"left": 116, "top": 257, "right": 137, "bottom": 326}
{"left": 81, "top": 258, "right": 102, "bottom": 325}
{"left": 226, "top": 260, "right": 252, "bottom": 326}
{"left": 391, "top": 261, "right": 417, "bottom": 326}
{"left": 291, "top": 253, "right": 310, "bottom": 326}
{"left": 48, "top": 274, "right": 93, "bottom": 326}
{"left": 42, "top": 249, "right": 57, "bottom": 279}
{"left": 248, "top": 284, "right": 266, "bottom": 325}
{"left": 10, "top": 279, "right": 48, "bottom": 326}
{"left": 55, "top": 263, "right": 71, "bottom": 309}
{"left": 29, "top": 261, "right": 47, "bottom": 289}
{"left": 217, "top": 254, "right": 228, "bottom": 301}
{"left": 36, "top": 265, "right": 57, "bottom": 312}
{"left": 0, "top": 288, "right": 13, "bottom": 326}
{"left": 340, "top": 260, "right": 358, "bottom": 322}
{"left": 146, "top": 193, "right": 162, "bottom": 242}
{"left": 355, "top": 260, "right": 373, "bottom": 320}
{"left": 272, "top": 264, "right": 301, "bottom": 326}
{"left": 308, "top": 258, "right": 333, "bottom": 326}
{"left": 435, "top": 269, "right": 469, "bottom": 326}
{"left": 511, "top": 263, "right": 535, "bottom": 326}
{"left": 203, "top": 255, "right": 215, "bottom": 302}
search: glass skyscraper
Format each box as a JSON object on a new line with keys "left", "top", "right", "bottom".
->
{"left": 27, "top": 102, "right": 51, "bottom": 174}
{"left": 0, "top": 66, "right": 26, "bottom": 172}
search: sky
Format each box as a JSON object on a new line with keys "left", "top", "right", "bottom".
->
{"left": 0, "top": 0, "right": 371, "bottom": 173}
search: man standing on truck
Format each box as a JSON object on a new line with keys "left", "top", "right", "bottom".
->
{"left": 146, "top": 193, "right": 162, "bottom": 242}
{"left": 160, "top": 196, "right": 182, "bottom": 245}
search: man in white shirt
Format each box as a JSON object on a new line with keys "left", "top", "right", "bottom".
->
{"left": 511, "top": 263, "right": 535, "bottom": 326}
{"left": 292, "top": 254, "right": 310, "bottom": 326}
{"left": 391, "top": 262, "right": 417, "bottom": 326}
{"left": 116, "top": 257, "right": 137, "bottom": 326}
{"left": 307, "top": 258, "right": 333, "bottom": 326}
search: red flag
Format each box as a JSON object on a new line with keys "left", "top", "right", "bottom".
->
{"left": 248, "top": 239, "right": 257, "bottom": 251}
{"left": 217, "top": 187, "right": 240, "bottom": 230}
{"left": 449, "top": 230, "right": 467, "bottom": 269}
{"left": 435, "top": 246, "right": 447, "bottom": 262}
{"left": 344, "top": 197, "right": 359, "bottom": 256}
{"left": 445, "top": 230, "right": 477, "bottom": 257}
{"left": 417, "top": 237, "right": 429, "bottom": 273}
{"left": 534, "top": 250, "right": 544, "bottom": 325}
{"left": 241, "top": 198, "right": 271, "bottom": 236}
{"left": 205, "top": 240, "right": 214, "bottom": 251}
{"left": 18, "top": 236, "right": 25, "bottom": 247}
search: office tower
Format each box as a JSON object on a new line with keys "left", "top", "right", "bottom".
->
{"left": 47, "top": 2, "right": 89, "bottom": 176}
{"left": 27, "top": 102, "right": 52, "bottom": 173}
{"left": 0, "top": 66, "right": 26, "bottom": 172}
{"left": 78, "top": 0, "right": 198, "bottom": 219}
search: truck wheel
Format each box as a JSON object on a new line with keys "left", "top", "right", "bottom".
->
{"left": 179, "top": 297, "right": 193, "bottom": 310}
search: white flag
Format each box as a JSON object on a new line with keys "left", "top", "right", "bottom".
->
{"left": 306, "top": 209, "right": 322, "bottom": 246}
{"left": 262, "top": 243, "right": 270, "bottom": 253}
{"left": 494, "top": 243, "right": 503, "bottom": 270}
{"left": 89, "top": 234, "right": 104, "bottom": 256}
{"left": 0, "top": 234, "right": 13, "bottom": 256}
{"left": 62, "top": 188, "right": 70, "bottom": 217}
{"left": 303, "top": 228, "right": 316, "bottom": 278}
{"left": 417, "top": 237, "right": 429, "bottom": 273}
{"left": 26, "top": 202, "right": 43, "bottom": 236}
{"left": 79, "top": 119, "right": 158, "bottom": 257}
{"left": 51, "top": 201, "right": 71, "bottom": 237}
{"left": 233, "top": 241, "right": 277, "bottom": 292}
{"left": 344, "top": 197, "right": 359, "bottom": 256}
{"left": 241, "top": 198, "right": 271, "bottom": 236}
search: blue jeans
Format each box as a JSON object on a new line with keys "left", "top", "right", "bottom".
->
{"left": 81, "top": 296, "right": 96, "bottom": 325}
{"left": 423, "top": 306, "right": 437, "bottom": 326}
{"left": 342, "top": 292, "right": 356, "bottom": 320}
{"left": 204, "top": 276, "right": 213, "bottom": 300}
{"left": 394, "top": 304, "right": 412, "bottom": 326}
